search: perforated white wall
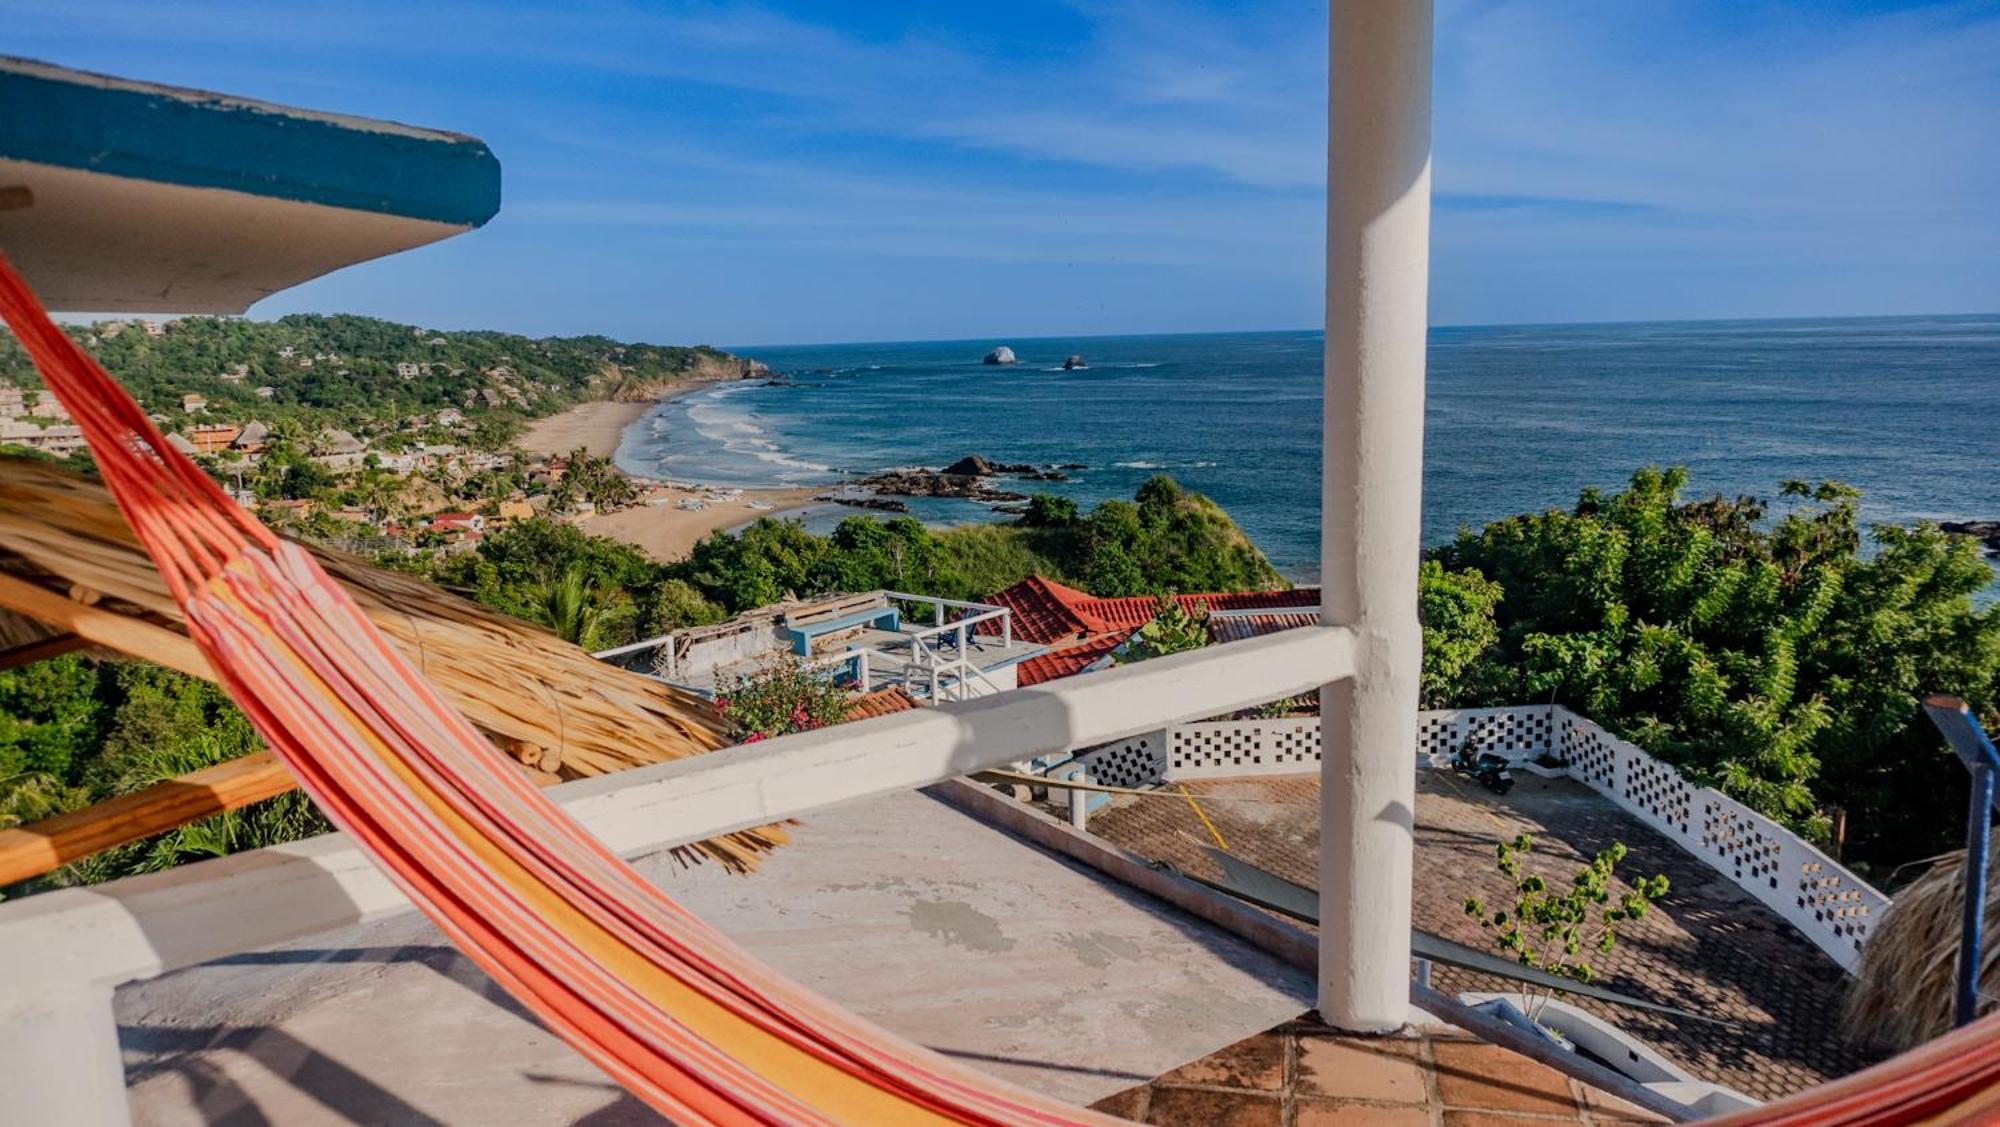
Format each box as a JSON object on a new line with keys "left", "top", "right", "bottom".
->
{"left": 1550, "top": 707, "right": 1884, "bottom": 972}
{"left": 1075, "top": 731, "right": 1168, "bottom": 789}
{"left": 1058, "top": 702, "right": 1887, "bottom": 971}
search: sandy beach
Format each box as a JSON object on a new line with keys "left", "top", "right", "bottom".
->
{"left": 517, "top": 381, "right": 820, "bottom": 563}
{"left": 576, "top": 486, "right": 820, "bottom": 561}
{"left": 517, "top": 399, "right": 653, "bottom": 460}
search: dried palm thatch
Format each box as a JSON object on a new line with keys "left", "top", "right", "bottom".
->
{"left": 0, "top": 456, "right": 786, "bottom": 871}
{"left": 1844, "top": 848, "right": 2000, "bottom": 1050}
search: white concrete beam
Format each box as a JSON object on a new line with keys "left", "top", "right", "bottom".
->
{"left": 0, "top": 625, "right": 1353, "bottom": 999}
{"left": 1319, "top": 0, "right": 1433, "bottom": 1030}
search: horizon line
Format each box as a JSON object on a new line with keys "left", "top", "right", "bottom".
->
{"left": 724, "top": 308, "right": 2000, "bottom": 353}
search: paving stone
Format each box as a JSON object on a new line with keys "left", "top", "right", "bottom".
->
{"left": 1141, "top": 1084, "right": 1282, "bottom": 1126}
{"left": 1297, "top": 1035, "right": 1428, "bottom": 1104}
{"left": 1431, "top": 1040, "right": 1581, "bottom": 1116}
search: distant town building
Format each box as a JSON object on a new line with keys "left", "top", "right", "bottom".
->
{"left": 260, "top": 498, "right": 314, "bottom": 519}
{"left": 141, "top": 319, "right": 166, "bottom": 337}
{"left": 314, "top": 428, "right": 368, "bottom": 470}
{"left": 396, "top": 362, "right": 421, "bottom": 379}
{"left": 231, "top": 420, "right": 271, "bottom": 452}
{"left": 0, "top": 382, "right": 25, "bottom": 417}
{"left": 435, "top": 408, "right": 465, "bottom": 427}
{"left": 0, "top": 419, "right": 85, "bottom": 456}
{"left": 255, "top": 385, "right": 277, "bottom": 399}
{"left": 29, "top": 390, "right": 69, "bottom": 419}
{"left": 187, "top": 423, "right": 242, "bottom": 453}
{"left": 181, "top": 393, "right": 208, "bottom": 414}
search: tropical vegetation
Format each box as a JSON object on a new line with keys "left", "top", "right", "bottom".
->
{"left": 1433, "top": 467, "right": 2000, "bottom": 865}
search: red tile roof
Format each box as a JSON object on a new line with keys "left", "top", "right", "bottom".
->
{"left": 987, "top": 575, "right": 1318, "bottom": 645}
{"left": 845, "top": 686, "right": 921, "bottom": 720}
{"left": 982, "top": 575, "right": 1116, "bottom": 644}
{"left": 1015, "top": 632, "right": 1126, "bottom": 687}
{"left": 1207, "top": 609, "right": 1320, "bottom": 644}
{"left": 1073, "top": 587, "right": 1318, "bottom": 632}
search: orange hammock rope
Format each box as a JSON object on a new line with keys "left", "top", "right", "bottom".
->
{"left": 1, "top": 249, "right": 1995, "bottom": 1124}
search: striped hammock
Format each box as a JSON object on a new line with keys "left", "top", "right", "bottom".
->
{"left": 1, "top": 250, "right": 1995, "bottom": 1124}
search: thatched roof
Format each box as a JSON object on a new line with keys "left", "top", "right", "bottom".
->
{"left": 1845, "top": 848, "right": 1999, "bottom": 1049}
{"left": 0, "top": 456, "right": 782, "bottom": 870}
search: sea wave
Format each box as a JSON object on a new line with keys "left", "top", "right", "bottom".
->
{"left": 1113, "top": 460, "right": 1219, "bottom": 470}
{"left": 662, "top": 390, "right": 836, "bottom": 477}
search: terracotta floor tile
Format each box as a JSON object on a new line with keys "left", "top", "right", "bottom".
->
{"left": 1142, "top": 1085, "right": 1282, "bottom": 1126}
{"left": 1577, "top": 1083, "right": 1672, "bottom": 1124}
{"left": 1296, "top": 1099, "right": 1434, "bottom": 1127}
{"left": 1297, "top": 1036, "right": 1428, "bottom": 1104}
{"left": 1153, "top": 1032, "right": 1286, "bottom": 1092}
{"left": 1432, "top": 1040, "right": 1580, "bottom": 1116}
{"left": 1443, "top": 1111, "right": 1586, "bottom": 1127}
{"left": 1089, "top": 1084, "right": 1149, "bottom": 1122}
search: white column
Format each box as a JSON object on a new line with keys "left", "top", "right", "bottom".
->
{"left": 0, "top": 983, "right": 131, "bottom": 1124}
{"left": 1319, "top": 0, "right": 1432, "bottom": 1031}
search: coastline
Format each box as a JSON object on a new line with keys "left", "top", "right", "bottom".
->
{"left": 516, "top": 377, "right": 818, "bottom": 563}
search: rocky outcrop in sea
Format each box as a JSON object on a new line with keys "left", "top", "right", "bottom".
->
{"left": 854, "top": 453, "right": 1077, "bottom": 503}
{"left": 1942, "top": 520, "right": 2000, "bottom": 555}
{"left": 983, "top": 346, "right": 1017, "bottom": 365}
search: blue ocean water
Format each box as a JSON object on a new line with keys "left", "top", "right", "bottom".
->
{"left": 615, "top": 316, "right": 2000, "bottom": 582}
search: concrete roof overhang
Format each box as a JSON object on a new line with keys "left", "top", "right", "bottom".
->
{"left": 0, "top": 56, "right": 501, "bottom": 313}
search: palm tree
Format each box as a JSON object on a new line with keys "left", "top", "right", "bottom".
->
{"left": 541, "top": 562, "right": 599, "bottom": 646}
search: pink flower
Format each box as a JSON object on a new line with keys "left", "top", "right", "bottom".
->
{"left": 742, "top": 731, "right": 768, "bottom": 744}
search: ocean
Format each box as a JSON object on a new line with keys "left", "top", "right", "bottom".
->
{"left": 614, "top": 316, "right": 2000, "bottom": 583}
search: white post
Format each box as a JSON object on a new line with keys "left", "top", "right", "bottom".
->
{"left": 0, "top": 983, "right": 130, "bottom": 1124}
{"left": 1319, "top": 0, "right": 1432, "bottom": 1032}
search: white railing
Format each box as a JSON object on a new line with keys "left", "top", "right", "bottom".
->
{"left": 884, "top": 589, "right": 1013, "bottom": 649}
{"left": 1068, "top": 703, "right": 1886, "bottom": 972}
{"left": 0, "top": 625, "right": 1354, "bottom": 1124}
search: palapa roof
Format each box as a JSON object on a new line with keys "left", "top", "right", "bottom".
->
{"left": 0, "top": 456, "right": 784, "bottom": 871}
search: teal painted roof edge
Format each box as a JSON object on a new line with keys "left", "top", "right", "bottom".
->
{"left": 0, "top": 58, "right": 500, "bottom": 228}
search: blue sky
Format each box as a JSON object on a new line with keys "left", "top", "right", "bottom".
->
{"left": 6, "top": 1, "right": 1998, "bottom": 344}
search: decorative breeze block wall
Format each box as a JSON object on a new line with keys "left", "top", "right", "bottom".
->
{"left": 1074, "top": 731, "right": 1168, "bottom": 789}
{"left": 1058, "top": 702, "right": 1887, "bottom": 972}
{"left": 1166, "top": 718, "right": 1320, "bottom": 777}
{"left": 1551, "top": 707, "right": 1885, "bottom": 972}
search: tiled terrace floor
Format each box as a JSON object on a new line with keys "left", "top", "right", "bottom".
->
{"left": 1087, "top": 1015, "right": 1667, "bottom": 1125}
{"left": 1082, "top": 770, "right": 1885, "bottom": 1102}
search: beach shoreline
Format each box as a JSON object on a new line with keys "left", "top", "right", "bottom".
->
{"left": 515, "top": 378, "right": 819, "bottom": 563}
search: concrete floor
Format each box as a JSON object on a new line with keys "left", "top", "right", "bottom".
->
{"left": 118, "top": 787, "right": 1313, "bottom": 1125}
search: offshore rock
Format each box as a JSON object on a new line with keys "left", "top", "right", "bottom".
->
{"left": 1942, "top": 520, "right": 2000, "bottom": 555}
{"left": 983, "top": 346, "right": 1017, "bottom": 365}
{"left": 1063, "top": 354, "right": 1087, "bottom": 370}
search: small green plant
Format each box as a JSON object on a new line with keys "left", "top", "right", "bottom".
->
{"left": 1117, "top": 595, "right": 1210, "bottom": 664}
{"left": 715, "top": 656, "right": 854, "bottom": 742}
{"left": 1463, "top": 834, "right": 1669, "bottom": 1020}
